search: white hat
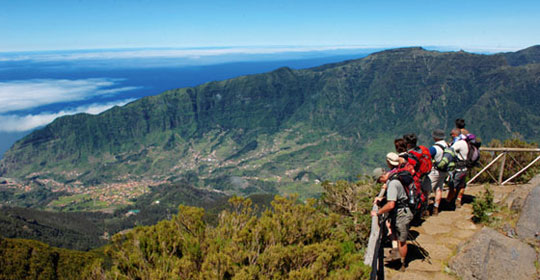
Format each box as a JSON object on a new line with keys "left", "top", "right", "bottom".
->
{"left": 386, "top": 152, "right": 400, "bottom": 167}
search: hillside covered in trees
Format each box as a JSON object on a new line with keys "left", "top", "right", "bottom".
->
{"left": 1, "top": 180, "right": 376, "bottom": 279}
{"left": 1, "top": 46, "right": 540, "bottom": 208}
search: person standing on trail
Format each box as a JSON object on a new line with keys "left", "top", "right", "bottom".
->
{"left": 402, "top": 134, "right": 432, "bottom": 216}
{"left": 428, "top": 129, "right": 448, "bottom": 215}
{"left": 447, "top": 128, "right": 469, "bottom": 208}
{"left": 454, "top": 118, "right": 469, "bottom": 142}
{"left": 372, "top": 153, "right": 413, "bottom": 272}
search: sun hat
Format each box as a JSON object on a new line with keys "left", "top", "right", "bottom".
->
{"left": 386, "top": 152, "right": 400, "bottom": 167}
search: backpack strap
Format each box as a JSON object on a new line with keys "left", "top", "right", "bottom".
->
{"left": 434, "top": 143, "right": 445, "bottom": 150}
{"left": 388, "top": 176, "right": 411, "bottom": 210}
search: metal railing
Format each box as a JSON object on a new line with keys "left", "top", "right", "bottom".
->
{"left": 467, "top": 147, "right": 540, "bottom": 185}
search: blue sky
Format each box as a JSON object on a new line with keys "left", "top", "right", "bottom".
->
{"left": 1, "top": 0, "right": 539, "bottom": 52}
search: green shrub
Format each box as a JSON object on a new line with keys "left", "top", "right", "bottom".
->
{"left": 91, "top": 190, "right": 373, "bottom": 279}
{"left": 472, "top": 185, "right": 496, "bottom": 223}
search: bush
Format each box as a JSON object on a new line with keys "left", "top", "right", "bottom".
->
{"left": 320, "top": 177, "right": 379, "bottom": 247}
{"left": 472, "top": 185, "right": 495, "bottom": 223}
{"left": 93, "top": 194, "right": 372, "bottom": 279}
{"left": 0, "top": 237, "right": 100, "bottom": 280}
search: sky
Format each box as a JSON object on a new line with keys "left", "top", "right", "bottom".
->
{"left": 1, "top": 0, "right": 539, "bottom": 52}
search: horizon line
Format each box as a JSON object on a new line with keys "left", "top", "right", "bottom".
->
{"left": 0, "top": 44, "right": 530, "bottom": 56}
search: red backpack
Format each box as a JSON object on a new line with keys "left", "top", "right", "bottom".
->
{"left": 406, "top": 146, "right": 433, "bottom": 178}
{"left": 406, "top": 146, "right": 432, "bottom": 208}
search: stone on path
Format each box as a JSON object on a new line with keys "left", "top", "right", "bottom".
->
{"left": 516, "top": 184, "right": 540, "bottom": 240}
{"left": 450, "top": 227, "right": 537, "bottom": 280}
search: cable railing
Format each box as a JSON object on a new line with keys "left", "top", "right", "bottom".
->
{"left": 468, "top": 147, "right": 540, "bottom": 185}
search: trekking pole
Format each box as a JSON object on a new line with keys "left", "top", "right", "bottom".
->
{"left": 407, "top": 232, "right": 431, "bottom": 264}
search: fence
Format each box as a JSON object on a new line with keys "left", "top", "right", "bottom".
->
{"left": 467, "top": 147, "right": 540, "bottom": 185}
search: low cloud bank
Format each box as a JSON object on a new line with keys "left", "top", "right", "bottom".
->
{"left": 0, "top": 78, "right": 137, "bottom": 113}
{"left": 0, "top": 99, "right": 135, "bottom": 132}
{"left": 0, "top": 46, "right": 377, "bottom": 62}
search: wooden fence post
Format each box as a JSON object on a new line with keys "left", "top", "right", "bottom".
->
{"left": 498, "top": 152, "right": 507, "bottom": 185}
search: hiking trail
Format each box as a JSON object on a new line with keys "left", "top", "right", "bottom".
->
{"left": 384, "top": 178, "right": 539, "bottom": 280}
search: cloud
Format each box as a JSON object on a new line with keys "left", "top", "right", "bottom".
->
{"left": 0, "top": 99, "right": 135, "bottom": 132}
{"left": 0, "top": 46, "right": 380, "bottom": 62}
{"left": 0, "top": 79, "right": 138, "bottom": 113}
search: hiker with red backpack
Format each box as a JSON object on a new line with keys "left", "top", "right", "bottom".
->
{"left": 372, "top": 152, "right": 414, "bottom": 272}
{"left": 401, "top": 133, "right": 432, "bottom": 216}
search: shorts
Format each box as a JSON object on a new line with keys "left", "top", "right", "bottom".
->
{"left": 449, "top": 170, "right": 467, "bottom": 191}
{"left": 428, "top": 169, "right": 448, "bottom": 192}
{"left": 393, "top": 207, "right": 413, "bottom": 242}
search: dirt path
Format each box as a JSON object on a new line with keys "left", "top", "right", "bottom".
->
{"left": 385, "top": 182, "right": 521, "bottom": 280}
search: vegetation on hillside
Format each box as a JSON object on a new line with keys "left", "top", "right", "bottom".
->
{"left": 96, "top": 180, "right": 377, "bottom": 279}
{"left": 0, "top": 179, "right": 379, "bottom": 279}
{"left": 0, "top": 237, "right": 101, "bottom": 280}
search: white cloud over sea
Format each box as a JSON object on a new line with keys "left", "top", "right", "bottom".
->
{"left": 0, "top": 99, "right": 135, "bottom": 132}
{"left": 0, "top": 78, "right": 138, "bottom": 132}
{"left": 0, "top": 45, "right": 520, "bottom": 63}
{"left": 0, "top": 46, "right": 377, "bottom": 62}
{"left": 0, "top": 79, "right": 137, "bottom": 113}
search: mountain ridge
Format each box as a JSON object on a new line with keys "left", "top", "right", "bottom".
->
{"left": 1, "top": 46, "right": 539, "bottom": 208}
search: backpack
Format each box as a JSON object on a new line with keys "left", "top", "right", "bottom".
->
{"left": 433, "top": 143, "right": 457, "bottom": 172}
{"left": 464, "top": 134, "right": 481, "bottom": 168}
{"left": 389, "top": 170, "right": 422, "bottom": 214}
{"left": 407, "top": 145, "right": 433, "bottom": 178}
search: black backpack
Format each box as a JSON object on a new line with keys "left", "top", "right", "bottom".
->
{"left": 464, "top": 134, "right": 481, "bottom": 168}
{"left": 389, "top": 170, "right": 422, "bottom": 214}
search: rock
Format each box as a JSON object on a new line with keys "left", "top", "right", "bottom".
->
{"left": 516, "top": 185, "right": 540, "bottom": 240}
{"left": 502, "top": 223, "right": 516, "bottom": 238}
{"left": 510, "top": 196, "right": 524, "bottom": 212}
{"left": 449, "top": 227, "right": 537, "bottom": 280}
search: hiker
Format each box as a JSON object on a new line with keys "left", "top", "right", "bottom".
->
{"left": 402, "top": 133, "right": 432, "bottom": 215}
{"left": 454, "top": 118, "right": 469, "bottom": 142}
{"left": 447, "top": 128, "right": 469, "bottom": 208}
{"left": 394, "top": 138, "right": 407, "bottom": 155}
{"left": 428, "top": 129, "right": 449, "bottom": 215}
{"left": 394, "top": 138, "right": 408, "bottom": 166}
{"left": 372, "top": 152, "right": 414, "bottom": 271}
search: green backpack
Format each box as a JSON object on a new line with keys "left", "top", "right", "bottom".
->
{"left": 433, "top": 144, "right": 457, "bottom": 172}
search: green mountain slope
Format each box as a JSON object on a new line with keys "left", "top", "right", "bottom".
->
{"left": 1, "top": 47, "right": 539, "bottom": 206}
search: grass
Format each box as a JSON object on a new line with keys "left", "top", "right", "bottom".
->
{"left": 49, "top": 194, "right": 92, "bottom": 208}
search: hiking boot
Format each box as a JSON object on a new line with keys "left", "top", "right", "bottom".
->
{"left": 456, "top": 199, "right": 462, "bottom": 208}
{"left": 432, "top": 207, "right": 439, "bottom": 216}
